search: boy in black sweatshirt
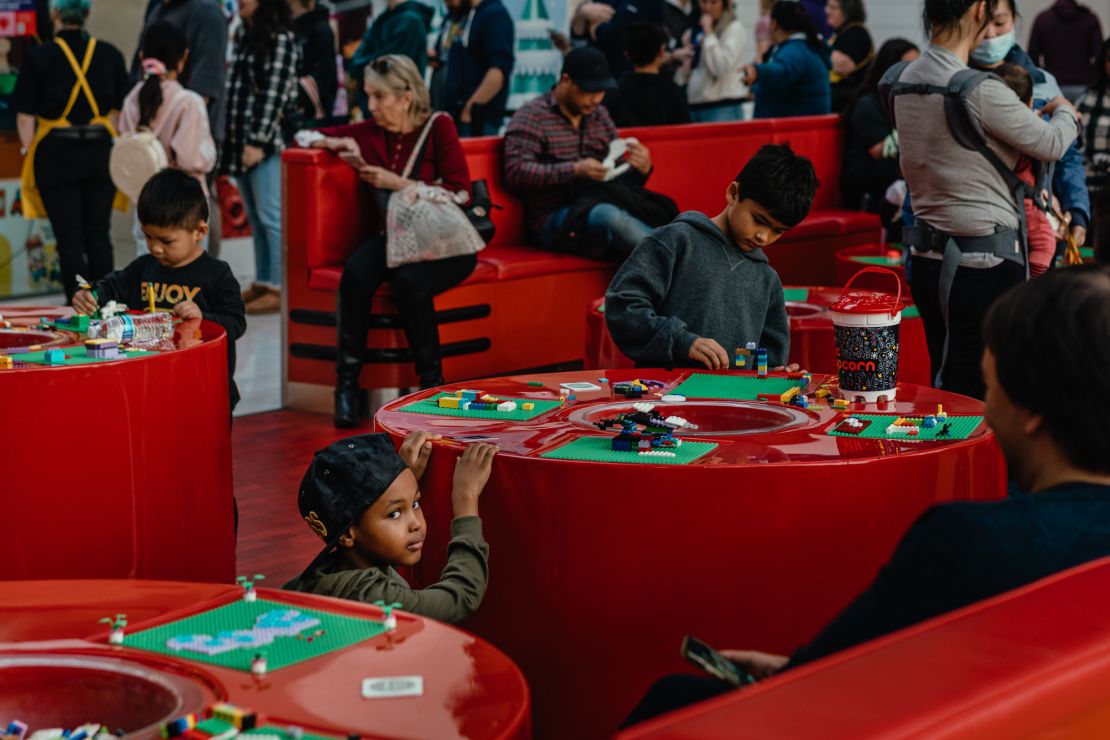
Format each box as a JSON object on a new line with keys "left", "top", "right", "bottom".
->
{"left": 72, "top": 170, "right": 247, "bottom": 409}
{"left": 605, "top": 143, "right": 818, "bottom": 369}
{"left": 605, "top": 22, "right": 691, "bottom": 128}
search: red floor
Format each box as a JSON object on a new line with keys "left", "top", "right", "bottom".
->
{"left": 233, "top": 409, "right": 372, "bottom": 583}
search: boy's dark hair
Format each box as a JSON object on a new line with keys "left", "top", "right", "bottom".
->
{"left": 770, "top": 1, "right": 821, "bottom": 50}
{"left": 138, "top": 22, "right": 189, "bottom": 128}
{"left": 996, "top": 62, "right": 1032, "bottom": 104}
{"left": 137, "top": 169, "right": 210, "bottom": 230}
{"left": 735, "top": 144, "right": 819, "bottom": 228}
{"left": 923, "top": 0, "right": 998, "bottom": 36}
{"left": 624, "top": 22, "right": 667, "bottom": 69}
{"left": 983, "top": 264, "right": 1110, "bottom": 474}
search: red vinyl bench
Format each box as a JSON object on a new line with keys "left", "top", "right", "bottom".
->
{"left": 620, "top": 556, "right": 1110, "bottom": 739}
{"left": 282, "top": 116, "right": 878, "bottom": 409}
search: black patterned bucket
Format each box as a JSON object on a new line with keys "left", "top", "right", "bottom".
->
{"left": 830, "top": 268, "right": 904, "bottom": 403}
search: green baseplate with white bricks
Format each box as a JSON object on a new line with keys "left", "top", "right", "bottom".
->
{"left": 5, "top": 344, "right": 151, "bottom": 367}
{"left": 825, "top": 414, "right": 984, "bottom": 441}
{"left": 540, "top": 436, "right": 719, "bottom": 465}
{"left": 125, "top": 598, "right": 387, "bottom": 673}
{"left": 398, "top": 393, "right": 562, "bottom": 420}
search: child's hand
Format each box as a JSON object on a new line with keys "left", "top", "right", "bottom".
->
{"left": 399, "top": 431, "right": 442, "bottom": 481}
{"left": 72, "top": 290, "right": 98, "bottom": 316}
{"left": 689, "top": 337, "right": 730, "bottom": 370}
{"left": 773, "top": 363, "right": 802, "bottom": 373}
{"left": 173, "top": 301, "right": 202, "bottom": 321}
{"left": 451, "top": 442, "right": 498, "bottom": 518}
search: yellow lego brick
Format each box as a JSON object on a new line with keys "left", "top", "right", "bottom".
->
{"left": 832, "top": 398, "right": 850, "bottom": 409}
{"left": 780, "top": 387, "right": 800, "bottom": 403}
{"left": 815, "top": 389, "right": 831, "bottom": 399}
{"left": 522, "top": 402, "right": 534, "bottom": 410}
{"left": 437, "top": 397, "right": 461, "bottom": 409}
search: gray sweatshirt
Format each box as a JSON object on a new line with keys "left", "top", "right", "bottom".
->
{"left": 897, "top": 44, "right": 1078, "bottom": 239}
{"left": 605, "top": 211, "right": 790, "bottom": 367}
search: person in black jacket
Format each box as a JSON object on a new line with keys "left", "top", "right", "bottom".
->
{"left": 72, "top": 170, "right": 247, "bottom": 411}
{"left": 289, "top": 0, "right": 338, "bottom": 124}
{"left": 624, "top": 264, "right": 1110, "bottom": 726}
{"left": 605, "top": 22, "right": 690, "bottom": 127}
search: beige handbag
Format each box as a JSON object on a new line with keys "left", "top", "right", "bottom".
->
{"left": 385, "top": 112, "right": 486, "bottom": 268}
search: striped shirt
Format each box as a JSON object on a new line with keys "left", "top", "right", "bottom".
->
{"left": 503, "top": 91, "right": 619, "bottom": 235}
{"left": 220, "top": 29, "right": 301, "bottom": 176}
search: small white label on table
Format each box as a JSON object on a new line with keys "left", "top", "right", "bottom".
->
{"left": 362, "top": 675, "right": 424, "bottom": 699}
{"left": 560, "top": 382, "right": 601, "bottom": 392}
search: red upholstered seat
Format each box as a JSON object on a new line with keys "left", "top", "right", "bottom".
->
{"left": 283, "top": 115, "right": 879, "bottom": 401}
{"left": 621, "top": 557, "right": 1110, "bottom": 739}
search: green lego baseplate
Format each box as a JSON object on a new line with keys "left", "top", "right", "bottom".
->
{"left": 849, "top": 255, "right": 903, "bottom": 268}
{"left": 782, "top": 288, "right": 810, "bottom": 302}
{"left": 242, "top": 727, "right": 338, "bottom": 740}
{"left": 825, "top": 414, "right": 984, "bottom": 441}
{"left": 669, "top": 373, "right": 804, "bottom": 400}
{"left": 5, "top": 343, "right": 152, "bottom": 366}
{"left": 540, "top": 436, "right": 718, "bottom": 465}
{"left": 125, "top": 598, "right": 387, "bottom": 673}
{"left": 398, "top": 393, "right": 563, "bottom": 421}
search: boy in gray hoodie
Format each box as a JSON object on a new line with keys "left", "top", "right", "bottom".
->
{"left": 605, "top": 144, "right": 818, "bottom": 369}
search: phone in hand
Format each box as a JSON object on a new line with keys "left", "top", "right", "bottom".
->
{"left": 339, "top": 151, "right": 368, "bottom": 170}
{"left": 680, "top": 635, "right": 756, "bottom": 688}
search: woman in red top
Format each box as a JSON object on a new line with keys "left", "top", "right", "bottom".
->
{"left": 311, "top": 55, "right": 476, "bottom": 427}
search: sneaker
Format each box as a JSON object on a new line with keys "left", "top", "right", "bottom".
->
{"left": 246, "top": 288, "right": 281, "bottom": 315}
{"left": 241, "top": 282, "right": 269, "bottom": 304}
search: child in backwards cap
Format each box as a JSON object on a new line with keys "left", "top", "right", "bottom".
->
{"left": 283, "top": 432, "right": 497, "bottom": 623}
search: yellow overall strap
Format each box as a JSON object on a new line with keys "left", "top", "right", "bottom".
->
{"left": 54, "top": 36, "right": 102, "bottom": 121}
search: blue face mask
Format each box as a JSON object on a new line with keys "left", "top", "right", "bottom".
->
{"left": 971, "top": 30, "right": 1015, "bottom": 65}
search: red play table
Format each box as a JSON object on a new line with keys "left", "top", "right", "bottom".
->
{"left": 375, "top": 370, "right": 1006, "bottom": 738}
{"left": 586, "top": 288, "right": 932, "bottom": 385}
{"left": 834, "top": 245, "right": 910, "bottom": 293}
{"left": 0, "top": 309, "right": 235, "bottom": 582}
{"left": 0, "top": 580, "right": 530, "bottom": 738}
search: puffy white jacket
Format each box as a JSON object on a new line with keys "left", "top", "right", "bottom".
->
{"left": 680, "top": 18, "right": 748, "bottom": 105}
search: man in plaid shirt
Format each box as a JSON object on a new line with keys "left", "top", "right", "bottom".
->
{"left": 504, "top": 47, "right": 655, "bottom": 259}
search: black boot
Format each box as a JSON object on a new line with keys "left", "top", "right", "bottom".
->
{"left": 413, "top": 346, "right": 445, "bottom": 390}
{"left": 334, "top": 293, "right": 368, "bottom": 428}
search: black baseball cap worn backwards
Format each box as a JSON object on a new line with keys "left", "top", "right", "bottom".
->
{"left": 562, "top": 47, "right": 617, "bottom": 92}
{"left": 298, "top": 433, "right": 409, "bottom": 565}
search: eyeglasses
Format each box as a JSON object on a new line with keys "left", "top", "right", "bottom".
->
{"left": 370, "top": 58, "right": 393, "bottom": 75}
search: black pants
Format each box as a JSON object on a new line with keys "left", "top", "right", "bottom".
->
{"left": 34, "top": 133, "right": 115, "bottom": 300}
{"left": 909, "top": 255, "right": 1025, "bottom": 400}
{"left": 1093, "top": 185, "right": 1110, "bottom": 264}
{"left": 337, "top": 234, "right": 477, "bottom": 386}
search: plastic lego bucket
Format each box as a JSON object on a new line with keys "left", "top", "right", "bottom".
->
{"left": 829, "top": 267, "right": 904, "bottom": 403}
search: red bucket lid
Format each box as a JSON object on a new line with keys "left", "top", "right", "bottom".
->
{"left": 831, "top": 267, "right": 904, "bottom": 315}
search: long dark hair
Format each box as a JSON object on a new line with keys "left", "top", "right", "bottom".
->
{"left": 138, "top": 21, "right": 188, "bottom": 128}
{"left": 242, "top": 0, "right": 292, "bottom": 58}
{"left": 771, "top": 0, "right": 821, "bottom": 50}
{"left": 839, "top": 0, "right": 867, "bottom": 25}
{"left": 923, "top": 0, "right": 998, "bottom": 37}
{"left": 849, "top": 37, "right": 918, "bottom": 109}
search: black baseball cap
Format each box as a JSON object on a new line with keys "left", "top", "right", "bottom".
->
{"left": 297, "top": 433, "right": 409, "bottom": 570}
{"left": 562, "top": 47, "right": 617, "bottom": 92}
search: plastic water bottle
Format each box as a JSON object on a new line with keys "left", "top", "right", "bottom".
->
{"left": 88, "top": 313, "right": 174, "bottom": 344}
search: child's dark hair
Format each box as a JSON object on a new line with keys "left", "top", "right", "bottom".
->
{"left": 770, "top": 0, "right": 821, "bottom": 50}
{"left": 735, "top": 143, "right": 819, "bottom": 228}
{"left": 983, "top": 264, "right": 1110, "bottom": 474}
{"left": 138, "top": 21, "right": 189, "bottom": 129}
{"left": 624, "top": 22, "right": 667, "bottom": 69}
{"left": 923, "top": 0, "right": 998, "bottom": 36}
{"left": 996, "top": 62, "right": 1032, "bottom": 105}
{"left": 839, "top": 0, "right": 867, "bottom": 24}
{"left": 137, "top": 169, "right": 209, "bottom": 230}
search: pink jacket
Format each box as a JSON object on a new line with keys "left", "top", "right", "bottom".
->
{"left": 120, "top": 79, "right": 216, "bottom": 194}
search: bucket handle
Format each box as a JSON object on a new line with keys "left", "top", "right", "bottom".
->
{"left": 840, "top": 266, "right": 902, "bottom": 310}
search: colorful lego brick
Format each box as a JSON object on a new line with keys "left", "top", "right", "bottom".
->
{"left": 458, "top": 390, "right": 480, "bottom": 401}
{"left": 734, "top": 347, "right": 749, "bottom": 369}
{"left": 936, "top": 404, "right": 948, "bottom": 420}
{"left": 522, "top": 402, "right": 535, "bottom": 410}
{"left": 160, "top": 715, "right": 197, "bottom": 738}
{"left": 497, "top": 401, "right": 518, "bottom": 412}
{"left": 780, "top": 387, "right": 800, "bottom": 403}
{"left": 923, "top": 415, "right": 937, "bottom": 429}
{"left": 528, "top": 381, "right": 544, "bottom": 387}
{"left": 437, "top": 396, "right": 461, "bottom": 409}
{"left": 792, "top": 394, "right": 809, "bottom": 409}
{"left": 209, "top": 703, "right": 257, "bottom": 730}
{"left": 815, "top": 389, "right": 831, "bottom": 399}
{"left": 44, "top": 349, "right": 66, "bottom": 365}
{"left": 0, "top": 356, "right": 12, "bottom": 369}
{"left": 832, "top": 398, "right": 850, "bottom": 410}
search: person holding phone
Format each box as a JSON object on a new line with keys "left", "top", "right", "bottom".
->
{"left": 301, "top": 55, "right": 476, "bottom": 428}
{"left": 625, "top": 264, "right": 1110, "bottom": 726}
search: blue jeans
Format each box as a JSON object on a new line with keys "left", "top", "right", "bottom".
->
{"left": 235, "top": 154, "right": 283, "bottom": 288}
{"left": 539, "top": 203, "right": 653, "bottom": 259}
{"left": 690, "top": 101, "right": 745, "bottom": 123}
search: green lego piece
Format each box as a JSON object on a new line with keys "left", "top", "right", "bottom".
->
{"left": 527, "top": 381, "right": 544, "bottom": 387}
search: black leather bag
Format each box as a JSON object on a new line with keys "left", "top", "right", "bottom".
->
{"left": 466, "top": 179, "right": 497, "bottom": 244}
